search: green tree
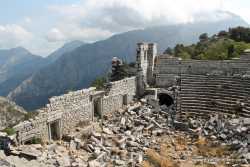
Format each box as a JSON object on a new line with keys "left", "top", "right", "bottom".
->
{"left": 179, "top": 52, "right": 191, "bottom": 60}
{"left": 169, "top": 27, "right": 250, "bottom": 61}
{"left": 229, "top": 27, "right": 250, "bottom": 43}
{"left": 227, "top": 44, "right": 235, "bottom": 59}
{"left": 174, "top": 44, "right": 185, "bottom": 57}
{"left": 91, "top": 77, "right": 106, "bottom": 90}
{"left": 218, "top": 30, "right": 229, "bottom": 38}
{"left": 199, "top": 33, "right": 209, "bottom": 42}
{"left": 163, "top": 47, "right": 173, "bottom": 55}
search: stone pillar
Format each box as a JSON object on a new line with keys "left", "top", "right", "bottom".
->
{"left": 154, "top": 88, "right": 158, "bottom": 100}
{"left": 147, "top": 43, "right": 157, "bottom": 85}
{"left": 100, "top": 98, "right": 103, "bottom": 118}
{"left": 136, "top": 42, "right": 157, "bottom": 89}
{"left": 136, "top": 69, "right": 145, "bottom": 97}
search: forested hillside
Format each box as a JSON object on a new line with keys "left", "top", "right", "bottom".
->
{"left": 165, "top": 27, "right": 250, "bottom": 60}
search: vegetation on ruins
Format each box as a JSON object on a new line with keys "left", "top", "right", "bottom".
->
{"left": 110, "top": 62, "right": 136, "bottom": 82}
{"left": 90, "top": 77, "right": 106, "bottom": 90}
{"left": 166, "top": 26, "right": 250, "bottom": 60}
{"left": 91, "top": 61, "right": 137, "bottom": 90}
{"left": 24, "top": 110, "right": 39, "bottom": 120}
{"left": 30, "top": 137, "right": 43, "bottom": 145}
{"left": 3, "top": 127, "right": 16, "bottom": 136}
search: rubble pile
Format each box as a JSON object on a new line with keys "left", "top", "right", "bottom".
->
{"left": 0, "top": 100, "right": 249, "bottom": 166}
{"left": 85, "top": 102, "right": 172, "bottom": 166}
{"left": 187, "top": 115, "right": 250, "bottom": 161}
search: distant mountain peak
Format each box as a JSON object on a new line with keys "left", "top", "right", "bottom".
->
{"left": 11, "top": 46, "right": 30, "bottom": 53}
{"left": 65, "top": 40, "right": 85, "bottom": 46}
{"left": 8, "top": 17, "right": 250, "bottom": 110}
{"left": 47, "top": 40, "right": 87, "bottom": 63}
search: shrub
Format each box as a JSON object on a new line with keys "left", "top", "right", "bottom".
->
{"left": 30, "top": 137, "right": 42, "bottom": 144}
{"left": 3, "top": 127, "right": 16, "bottom": 135}
{"left": 24, "top": 111, "right": 39, "bottom": 120}
{"left": 91, "top": 77, "right": 106, "bottom": 90}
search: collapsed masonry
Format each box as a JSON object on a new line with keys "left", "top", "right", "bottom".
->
{"left": 13, "top": 42, "right": 250, "bottom": 145}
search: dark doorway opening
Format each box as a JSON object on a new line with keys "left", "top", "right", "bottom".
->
{"left": 123, "top": 94, "right": 128, "bottom": 105}
{"left": 50, "top": 120, "right": 61, "bottom": 140}
{"left": 94, "top": 98, "right": 102, "bottom": 118}
{"left": 158, "top": 93, "right": 174, "bottom": 107}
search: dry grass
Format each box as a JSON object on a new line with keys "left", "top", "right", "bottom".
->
{"left": 143, "top": 149, "right": 179, "bottom": 167}
{"left": 142, "top": 161, "right": 153, "bottom": 167}
{"left": 142, "top": 135, "right": 233, "bottom": 167}
{"left": 194, "top": 136, "right": 230, "bottom": 158}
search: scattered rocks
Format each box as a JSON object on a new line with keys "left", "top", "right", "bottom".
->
{"left": 81, "top": 102, "right": 172, "bottom": 166}
{"left": 1, "top": 100, "right": 249, "bottom": 166}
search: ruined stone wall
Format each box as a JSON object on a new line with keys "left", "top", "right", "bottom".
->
{"left": 14, "top": 88, "right": 96, "bottom": 143}
{"left": 154, "top": 57, "right": 250, "bottom": 87}
{"left": 102, "top": 77, "right": 136, "bottom": 114}
{"left": 47, "top": 88, "right": 95, "bottom": 135}
{"left": 14, "top": 77, "right": 137, "bottom": 143}
{"left": 179, "top": 75, "right": 250, "bottom": 117}
{"left": 14, "top": 110, "right": 48, "bottom": 144}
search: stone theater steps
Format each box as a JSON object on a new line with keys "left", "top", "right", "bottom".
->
{"left": 179, "top": 75, "right": 250, "bottom": 117}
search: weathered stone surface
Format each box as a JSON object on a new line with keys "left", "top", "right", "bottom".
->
{"left": 13, "top": 77, "right": 136, "bottom": 144}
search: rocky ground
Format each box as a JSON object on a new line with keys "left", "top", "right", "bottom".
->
{"left": 0, "top": 100, "right": 249, "bottom": 167}
{"left": 0, "top": 96, "right": 27, "bottom": 131}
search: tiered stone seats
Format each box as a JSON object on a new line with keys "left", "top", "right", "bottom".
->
{"left": 179, "top": 75, "right": 250, "bottom": 117}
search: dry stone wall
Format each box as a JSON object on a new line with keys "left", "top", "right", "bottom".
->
{"left": 14, "top": 87, "right": 96, "bottom": 143}
{"left": 14, "top": 77, "right": 137, "bottom": 144}
{"left": 47, "top": 88, "right": 95, "bottom": 135}
{"left": 14, "top": 110, "right": 48, "bottom": 144}
{"left": 103, "top": 77, "right": 136, "bottom": 114}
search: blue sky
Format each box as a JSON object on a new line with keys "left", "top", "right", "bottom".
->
{"left": 0, "top": 1, "right": 76, "bottom": 23}
{"left": 0, "top": 0, "right": 250, "bottom": 56}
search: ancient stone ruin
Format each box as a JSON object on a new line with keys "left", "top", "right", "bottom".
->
{"left": 1, "top": 42, "right": 250, "bottom": 166}
{"left": 14, "top": 77, "right": 136, "bottom": 144}
{"left": 136, "top": 42, "right": 250, "bottom": 117}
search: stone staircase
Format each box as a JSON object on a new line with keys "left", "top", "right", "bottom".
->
{"left": 178, "top": 75, "right": 250, "bottom": 117}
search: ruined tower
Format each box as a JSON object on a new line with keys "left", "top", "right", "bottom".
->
{"left": 136, "top": 42, "right": 157, "bottom": 96}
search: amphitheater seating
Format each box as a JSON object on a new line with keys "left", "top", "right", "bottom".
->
{"left": 179, "top": 75, "right": 250, "bottom": 117}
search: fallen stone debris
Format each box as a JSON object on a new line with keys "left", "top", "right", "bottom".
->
{"left": 0, "top": 99, "right": 249, "bottom": 167}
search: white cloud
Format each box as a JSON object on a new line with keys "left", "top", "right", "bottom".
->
{"left": 46, "top": 28, "right": 66, "bottom": 42}
{"left": 46, "top": 0, "right": 237, "bottom": 43}
{"left": 46, "top": 25, "right": 112, "bottom": 43}
{"left": 1, "top": 0, "right": 249, "bottom": 56}
{"left": 0, "top": 24, "right": 33, "bottom": 49}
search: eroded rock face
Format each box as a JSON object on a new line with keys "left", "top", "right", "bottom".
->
{"left": 0, "top": 97, "right": 27, "bottom": 130}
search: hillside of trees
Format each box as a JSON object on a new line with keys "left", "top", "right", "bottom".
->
{"left": 164, "top": 27, "right": 250, "bottom": 60}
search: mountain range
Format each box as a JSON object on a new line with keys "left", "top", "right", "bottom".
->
{"left": 0, "top": 47, "right": 46, "bottom": 96}
{"left": 0, "top": 41, "right": 85, "bottom": 96}
{"left": 1, "top": 11, "right": 248, "bottom": 110}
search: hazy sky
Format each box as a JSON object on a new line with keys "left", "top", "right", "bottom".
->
{"left": 0, "top": 0, "right": 250, "bottom": 56}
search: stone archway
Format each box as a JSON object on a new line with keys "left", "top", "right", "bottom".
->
{"left": 158, "top": 93, "right": 174, "bottom": 107}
